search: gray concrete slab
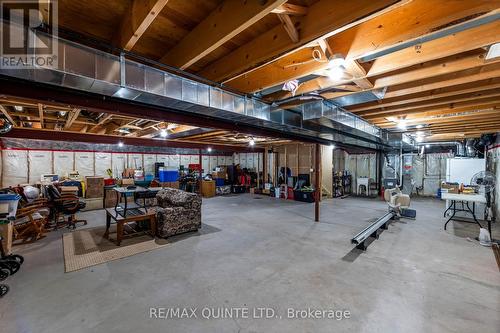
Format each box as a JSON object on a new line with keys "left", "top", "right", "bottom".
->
{"left": 0, "top": 195, "right": 499, "bottom": 333}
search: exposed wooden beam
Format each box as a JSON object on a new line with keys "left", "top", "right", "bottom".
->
{"left": 114, "top": 0, "right": 170, "bottom": 51}
{"left": 64, "top": 108, "right": 81, "bottom": 130}
{"left": 378, "top": 109, "right": 500, "bottom": 127}
{"left": 370, "top": 102, "right": 500, "bottom": 122}
{"left": 332, "top": 1, "right": 499, "bottom": 62}
{"left": 357, "top": 91, "right": 500, "bottom": 117}
{"left": 232, "top": 0, "right": 498, "bottom": 92}
{"left": 367, "top": 17, "right": 500, "bottom": 77}
{"left": 348, "top": 80, "right": 500, "bottom": 113}
{"left": 37, "top": 103, "right": 44, "bottom": 128}
{"left": 271, "top": 3, "right": 308, "bottom": 16}
{"left": 160, "top": 0, "right": 287, "bottom": 70}
{"left": 278, "top": 14, "right": 299, "bottom": 43}
{"left": 89, "top": 114, "right": 112, "bottom": 133}
{"left": 0, "top": 105, "right": 17, "bottom": 127}
{"left": 197, "top": 0, "right": 398, "bottom": 83}
{"left": 271, "top": 55, "right": 499, "bottom": 102}
{"left": 343, "top": 60, "right": 373, "bottom": 89}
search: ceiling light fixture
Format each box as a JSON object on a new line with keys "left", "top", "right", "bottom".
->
{"left": 249, "top": 137, "right": 255, "bottom": 146}
{"left": 327, "top": 66, "right": 345, "bottom": 80}
{"left": 207, "top": 147, "right": 212, "bottom": 153}
{"left": 486, "top": 42, "right": 500, "bottom": 60}
{"left": 330, "top": 144, "right": 336, "bottom": 149}
{"left": 416, "top": 124, "right": 424, "bottom": 129}
{"left": 396, "top": 119, "right": 407, "bottom": 131}
{"left": 118, "top": 141, "right": 124, "bottom": 147}
{"left": 14, "top": 106, "right": 23, "bottom": 112}
{"left": 328, "top": 53, "right": 345, "bottom": 68}
{"left": 160, "top": 129, "right": 168, "bottom": 138}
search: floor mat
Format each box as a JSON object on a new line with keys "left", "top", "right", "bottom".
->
{"left": 62, "top": 225, "right": 168, "bottom": 273}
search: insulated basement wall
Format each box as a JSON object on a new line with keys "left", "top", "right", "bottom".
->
{"left": 2, "top": 150, "right": 28, "bottom": 187}
{"left": 75, "top": 152, "right": 95, "bottom": 178}
{"left": 486, "top": 135, "right": 500, "bottom": 220}
{"left": 94, "top": 152, "right": 112, "bottom": 177}
{"left": 28, "top": 150, "right": 53, "bottom": 184}
{"left": 53, "top": 151, "right": 74, "bottom": 176}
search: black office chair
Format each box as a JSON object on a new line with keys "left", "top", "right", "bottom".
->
{"left": 47, "top": 185, "right": 87, "bottom": 230}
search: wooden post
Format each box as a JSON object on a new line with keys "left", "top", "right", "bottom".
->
{"left": 315, "top": 143, "right": 320, "bottom": 222}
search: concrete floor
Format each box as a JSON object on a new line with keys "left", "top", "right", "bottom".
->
{"left": 1, "top": 195, "right": 499, "bottom": 333}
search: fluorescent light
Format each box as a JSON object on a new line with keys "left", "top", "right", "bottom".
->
{"left": 14, "top": 106, "right": 23, "bottom": 111}
{"left": 118, "top": 141, "right": 124, "bottom": 147}
{"left": 486, "top": 42, "right": 500, "bottom": 60}
{"left": 160, "top": 129, "right": 168, "bottom": 138}
{"left": 249, "top": 138, "right": 255, "bottom": 146}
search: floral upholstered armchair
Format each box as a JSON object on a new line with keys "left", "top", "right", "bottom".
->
{"left": 155, "top": 188, "right": 201, "bottom": 238}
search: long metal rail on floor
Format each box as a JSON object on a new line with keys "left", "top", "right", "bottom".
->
{"left": 351, "top": 212, "right": 395, "bottom": 251}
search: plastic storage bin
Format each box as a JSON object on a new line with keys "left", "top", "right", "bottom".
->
{"left": 0, "top": 194, "right": 21, "bottom": 218}
{"left": 159, "top": 168, "right": 179, "bottom": 182}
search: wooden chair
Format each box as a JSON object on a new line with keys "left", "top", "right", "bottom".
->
{"left": 13, "top": 206, "right": 48, "bottom": 244}
{"left": 53, "top": 193, "right": 87, "bottom": 230}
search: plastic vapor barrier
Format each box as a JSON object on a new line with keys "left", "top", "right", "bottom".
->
{"left": 128, "top": 153, "right": 143, "bottom": 169}
{"left": 156, "top": 155, "right": 169, "bottom": 168}
{"left": 53, "top": 151, "right": 74, "bottom": 177}
{"left": 75, "top": 152, "right": 95, "bottom": 177}
{"left": 111, "top": 153, "right": 127, "bottom": 178}
{"left": 168, "top": 155, "right": 180, "bottom": 168}
{"left": 28, "top": 150, "right": 53, "bottom": 184}
{"left": 94, "top": 152, "right": 112, "bottom": 177}
{"left": 2, "top": 150, "right": 28, "bottom": 187}
{"left": 143, "top": 154, "right": 157, "bottom": 174}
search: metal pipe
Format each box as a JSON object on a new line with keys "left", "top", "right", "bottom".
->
{"left": 351, "top": 212, "right": 394, "bottom": 245}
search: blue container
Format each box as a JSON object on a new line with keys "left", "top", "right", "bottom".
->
{"left": 159, "top": 170, "right": 179, "bottom": 182}
{"left": 145, "top": 173, "right": 154, "bottom": 182}
{"left": 215, "top": 178, "right": 225, "bottom": 186}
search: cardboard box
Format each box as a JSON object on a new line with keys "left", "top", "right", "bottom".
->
{"left": 82, "top": 197, "right": 104, "bottom": 211}
{"left": 201, "top": 180, "right": 216, "bottom": 198}
{"left": 104, "top": 188, "right": 118, "bottom": 208}
{"left": 85, "top": 176, "right": 104, "bottom": 198}
{"left": 60, "top": 186, "right": 79, "bottom": 195}
{"left": 160, "top": 181, "right": 179, "bottom": 189}
{"left": 121, "top": 178, "right": 135, "bottom": 186}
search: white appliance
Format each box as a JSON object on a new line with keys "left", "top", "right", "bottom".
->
{"left": 445, "top": 158, "right": 486, "bottom": 220}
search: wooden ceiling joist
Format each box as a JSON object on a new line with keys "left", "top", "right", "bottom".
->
{"left": 159, "top": 0, "right": 287, "bottom": 70}
{"left": 271, "top": 4, "right": 308, "bottom": 16}
{"left": 0, "top": 105, "right": 17, "bottom": 127}
{"left": 37, "top": 103, "right": 44, "bottom": 128}
{"left": 114, "top": 0, "right": 170, "bottom": 51}
{"left": 197, "top": 0, "right": 398, "bottom": 83}
{"left": 64, "top": 108, "right": 81, "bottom": 130}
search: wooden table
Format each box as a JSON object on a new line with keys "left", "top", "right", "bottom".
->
{"left": 104, "top": 208, "right": 156, "bottom": 246}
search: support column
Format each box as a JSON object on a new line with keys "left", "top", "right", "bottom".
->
{"left": 315, "top": 143, "right": 321, "bottom": 222}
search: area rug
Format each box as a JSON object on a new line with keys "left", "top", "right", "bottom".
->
{"left": 62, "top": 225, "right": 168, "bottom": 273}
